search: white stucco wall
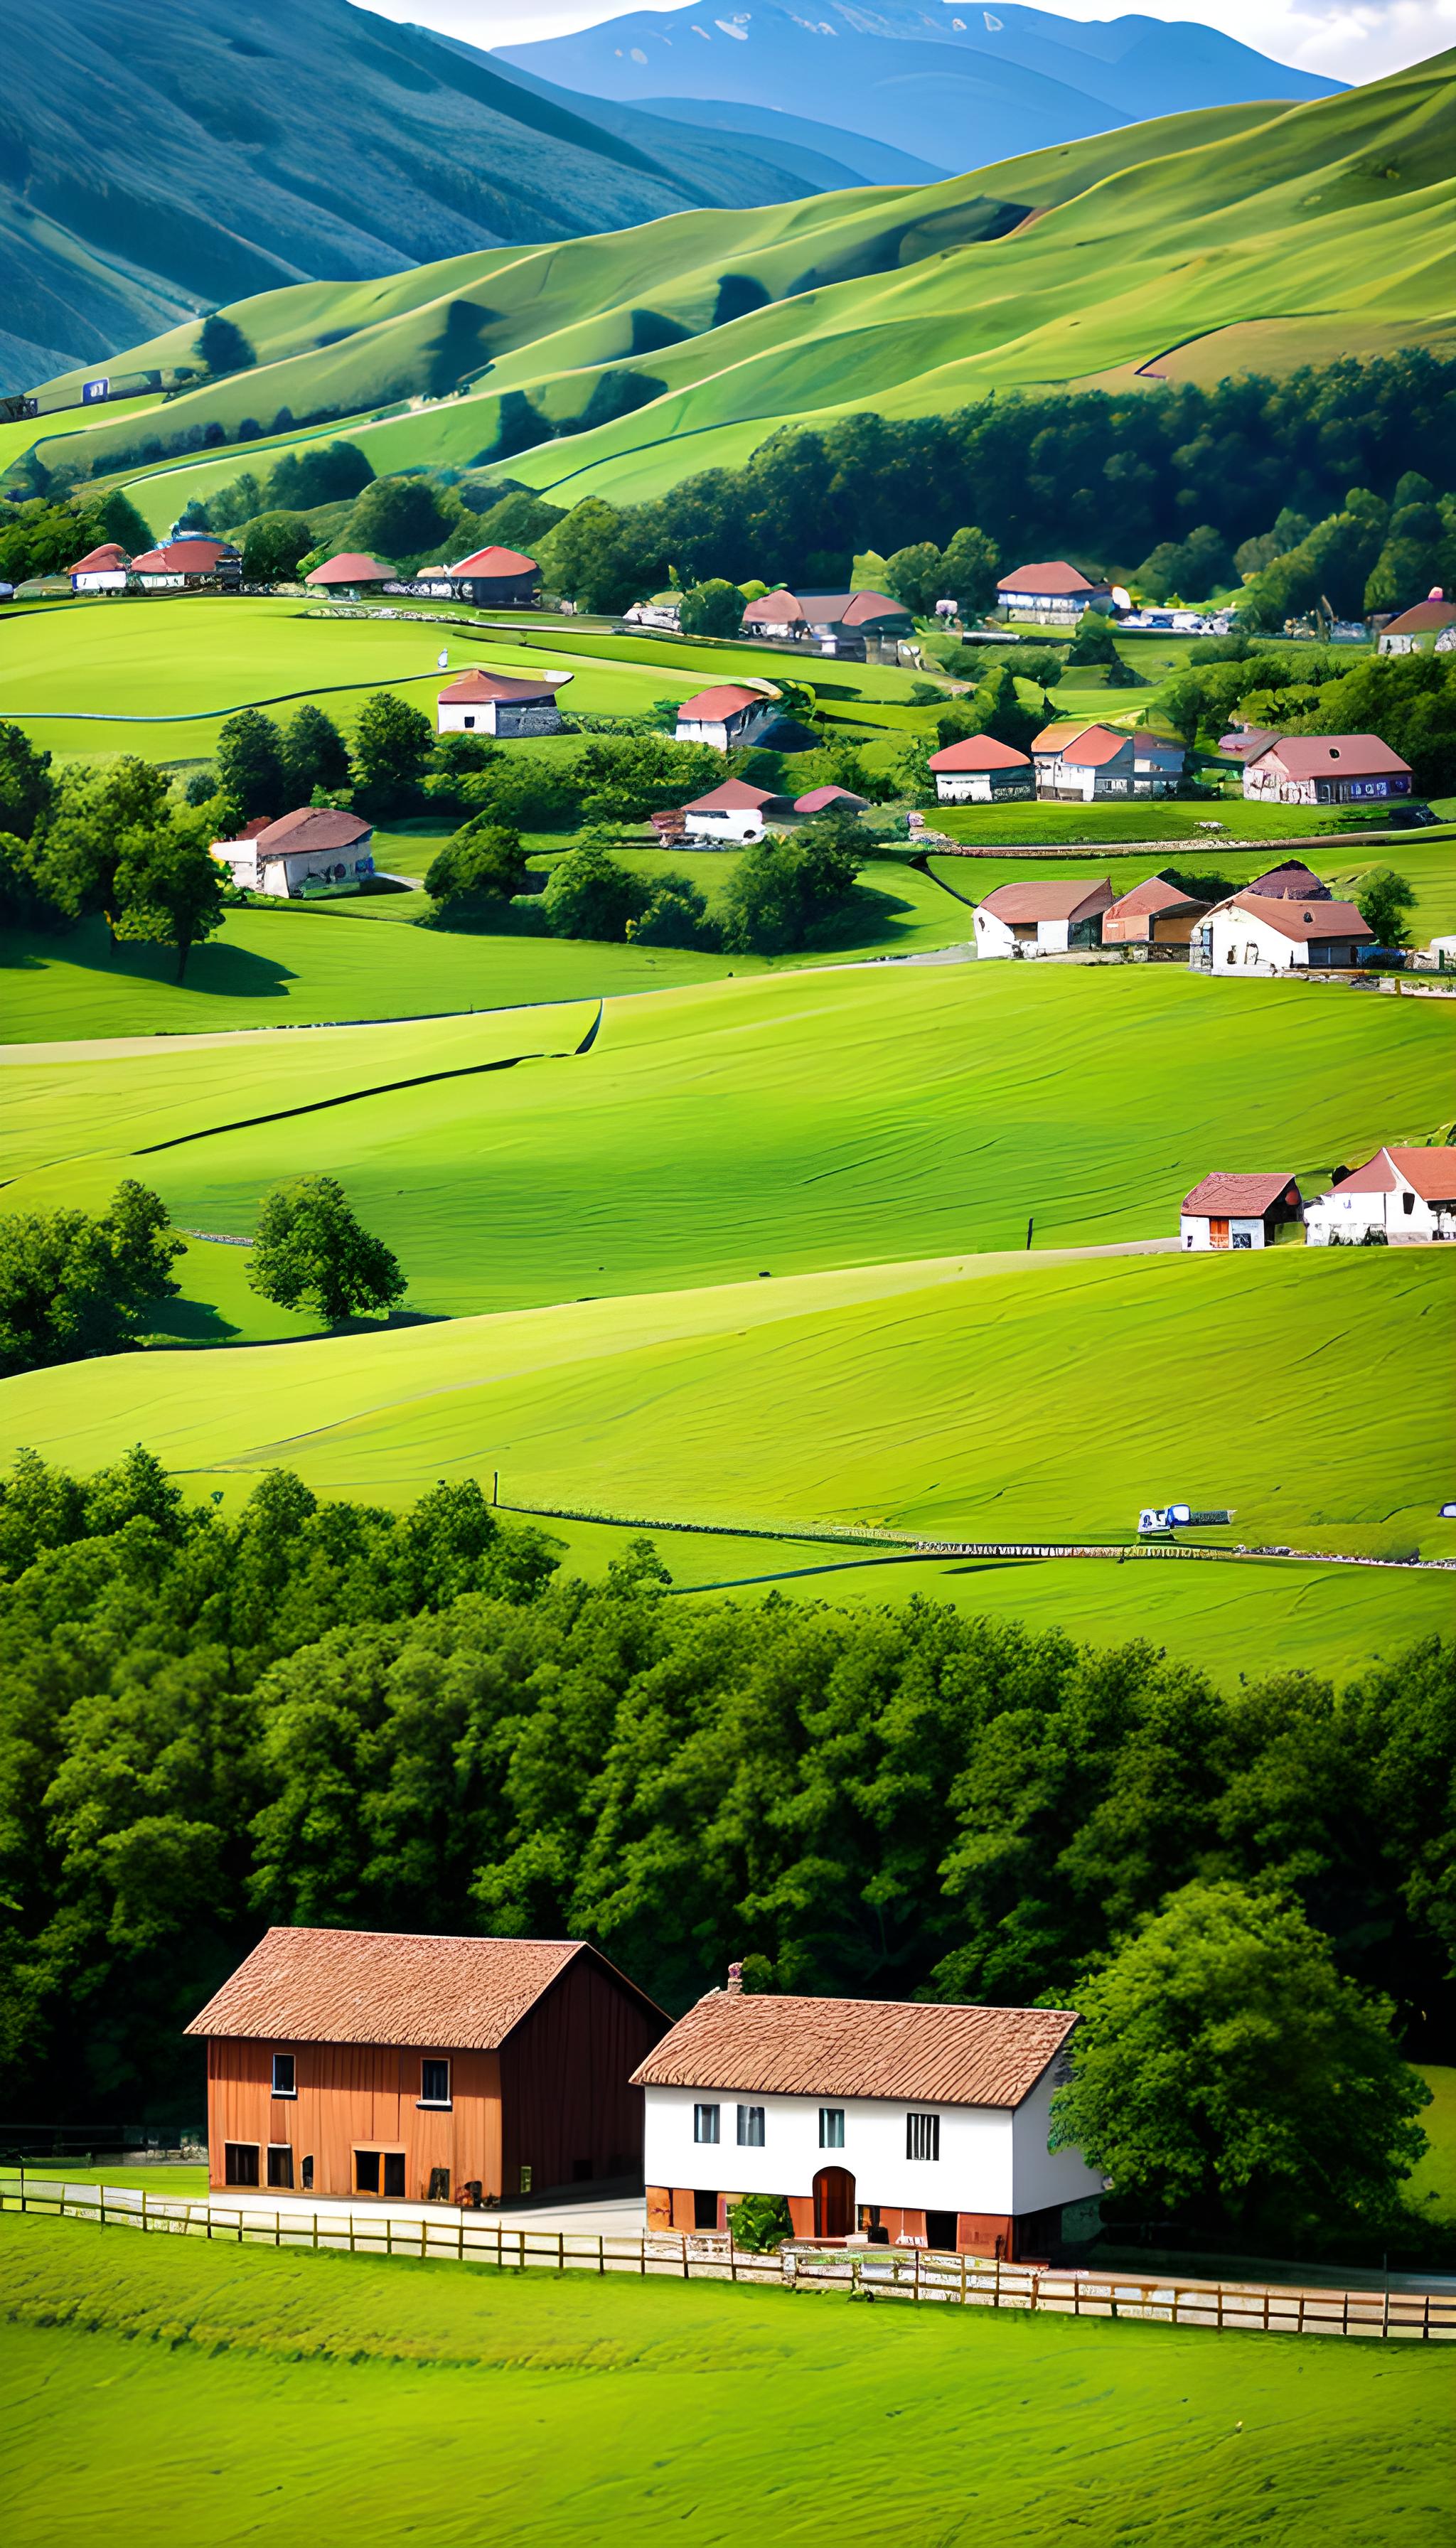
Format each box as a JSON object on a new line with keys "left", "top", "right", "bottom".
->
{"left": 683, "top": 807, "right": 769, "bottom": 844}
{"left": 1179, "top": 1214, "right": 1270, "bottom": 1250}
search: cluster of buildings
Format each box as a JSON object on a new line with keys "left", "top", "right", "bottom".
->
{"left": 931, "top": 720, "right": 1186, "bottom": 805}
{"left": 968, "top": 858, "right": 1377, "bottom": 971}
{"left": 187, "top": 1928, "right": 1103, "bottom": 2260}
{"left": 1180, "top": 1148, "right": 1456, "bottom": 1249}
{"left": 61, "top": 540, "right": 545, "bottom": 606}
{"left": 68, "top": 535, "right": 242, "bottom": 592}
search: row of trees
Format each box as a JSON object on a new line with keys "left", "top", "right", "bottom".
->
{"left": 0, "top": 1450, "right": 1447, "bottom": 2244}
{"left": 0, "top": 733, "right": 228, "bottom": 980}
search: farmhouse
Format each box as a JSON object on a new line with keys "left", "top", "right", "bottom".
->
{"left": 436, "top": 666, "right": 572, "bottom": 737}
{"left": 928, "top": 735, "right": 1034, "bottom": 803}
{"left": 1032, "top": 722, "right": 1137, "bottom": 800}
{"left": 304, "top": 552, "right": 397, "bottom": 596}
{"left": 633, "top": 1976, "right": 1101, "bottom": 2256}
{"left": 973, "top": 877, "right": 1113, "bottom": 958}
{"left": 186, "top": 1927, "right": 666, "bottom": 2204}
{"left": 1102, "top": 872, "right": 1211, "bottom": 946}
{"left": 676, "top": 778, "right": 791, "bottom": 842}
{"left": 1189, "top": 892, "right": 1374, "bottom": 972}
{"left": 213, "top": 808, "right": 375, "bottom": 898}
{"left": 1132, "top": 732, "right": 1187, "bottom": 795}
{"left": 995, "top": 561, "right": 1113, "bottom": 625}
{"left": 739, "top": 588, "right": 913, "bottom": 658}
{"left": 1304, "top": 1147, "right": 1456, "bottom": 1245}
{"left": 130, "top": 537, "right": 238, "bottom": 589}
{"left": 431, "top": 545, "right": 540, "bottom": 608}
{"left": 1179, "top": 1172, "right": 1303, "bottom": 1251}
{"left": 675, "top": 682, "right": 781, "bottom": 750}
{"left": 1241, "top": 734, "right": 1413, "bottom": 806}
{"left": 1377, "top": 597, "right": 1456, "bottom": 655}
{"left": 65, "top": 541, "right": 130, "bottom": 592}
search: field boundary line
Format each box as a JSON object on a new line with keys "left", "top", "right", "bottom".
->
{"left": 2, "top": 2180, "right": 1449, "bottom": 2343}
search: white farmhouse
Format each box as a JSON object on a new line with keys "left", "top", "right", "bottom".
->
{"left": 1189, "top": 892, "right": 1374, "bottom": 973}
{"left": 212, "top": 808, "right": 375, "bottom": 897}
{"left": 995, "top": 561, "right": 1113, "bottom": 625}
{"left": 1304, "top": 1147, "right": 1456, "bottom": 1244}
{"left": 973, "top": 877, "right": 1113, "bottom": 958}
{"left": 1180, "top": 1171, "right": 1304, "bottom": 1251}
{"left": 65, "top": 542, "right": 130, "bottom": 593}
{"left": 436, "top": 666, "right": 572, "bottom": 737}
{"left": 1241, "top": 734, "right": 1413, "bottom": 809}
{"left": 129, "top": 537, "right": 238, "bottom": 589}
{"left": 675, "top": 683, "right": 781, "bottom": 751}
{"left": 632, "top": 1978, "right": 1102, "bottom": 2257}
{"left": 928, "top": 734, "right": 1034, "bottom": 803}
{"left": 1377, "top": 599, "right": 1456, "bottom": 657}
{"left": 678, "top": 778, "right": 790, "bottom": 843}
{"left": 1032, "top": 722, "right": 1138, "bottom": 801}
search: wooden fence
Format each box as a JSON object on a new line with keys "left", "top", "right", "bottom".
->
{"left": 3, "top": 2178, "right": 1451, "bottom": 2343}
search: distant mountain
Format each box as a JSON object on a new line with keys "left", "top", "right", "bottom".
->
{"left": 498, "top": 1, "right": 1342, "bottom": 172}
{"left": 0, "top": 0, "right": 912, "bottom": 380}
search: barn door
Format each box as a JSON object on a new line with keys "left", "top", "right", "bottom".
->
{"left": 813, "top": 2166, "right": 856, "bottom": 2238}
{"left": 1209, "top": 1217, "right": 1230, "bottom": 1249}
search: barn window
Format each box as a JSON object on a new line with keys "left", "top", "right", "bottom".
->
{"left": 224, "top": 2142, "right": 259, "bottom": 2186}
{"left": 301, "top": 2156, "right": 314, "bottom": 2191}
{"left": 693, "top": 2103, "right": 720, "bottom": 2145}
{"left": 819, "top": 2108, "right": 845, "bottom": 2149}
{"left": 267, "top": 2145, "right": 294, "bottom": 2189}
{"left": 906, "top": 2111, "right": 940, "bottom": 2163}
{"left": 382, "top": 2153, "right": 406, "bottom": 2199}
{"left": 272, "top": 2052, "right": 296, "bottom": 2097}
{"left": 1403, "top": 1192, "right": 1415, "bottom": 1215}
{"left": 355, "top": 2150, "right": 380, "bottom": 2195}
{"left": 737, "top": 2106, "right": 765, "bottom": 2148}
{"left": 420, "top": 2058, "right": 451, "bottom": 2107}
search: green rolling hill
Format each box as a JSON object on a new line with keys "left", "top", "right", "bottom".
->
{"left": 35, "top": 51, "right": 1456, "bottom": 519}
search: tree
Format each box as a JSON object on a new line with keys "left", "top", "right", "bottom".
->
{"left": 719, "top": 818, "right": 862, "bottom": 955}
{"left": 938, "top": 525, "right": 1000, "bottom": 615}
{"left": 112, "top": 817, "right": 227, "bottom": 982}
{"left": 282, "top": 705, "right": 351, "bottom": 804}
{"left": 434, "top": 754, "right": 575, "bottom": 832}
{"left": 0, "top": 1181, "right": 184, "bottom": 1374}
{"left": 626, "top": 869, "right": 712, "bottom": 948}
{"left": 212, "top": 471, "right": 265, "bottom": 532}
{"left": 247, "top": 1178, "right": 407, "bottom": 1325}
{"left": 265, "top": 441, "right": 374, "bottom": 511}
{"left": 678, "top": 578, "right": 745, "bottom": 638}
{"left": 575, "top": 734, "right": 721, "bottom": 822}
{"left": 1355, "top": 868, "right": 1415, "bottom": 947}
{"left": 197, "top": 313, "right": 255, "bottom": 377}
{"left": 216, "top": 709, "right": 287, "bottom": 820}
{"left": 239, "top": 513, "right": 314, "bottom": 583}
{"left": 31, "top": 758, "right": 173, "bottom": 938}
{"left": 351, "top": 692, "right": 434, "bottom": 815}
{"left": 882, "top": 541, "right": 943, "bottom": 616}
{"left": 1050, "top": 1882, "right": 1430, "bottom": 2239}
{"left": 535, "top": 499, "right": 662, "bottom": 616}
{"left": 542, "top": 836, "right": 651, "bottom": 941}
{"left": 424, "top": 823, "right": 530, "bottom": 918}
{"left": 0, "top": 722, "right": 54, "bottom": 840}
{"left": 343, "top": 477, "right": 457, "bottom": 567}
{"left": 727, "top": 2193, "right": 793, "bottom": 2253}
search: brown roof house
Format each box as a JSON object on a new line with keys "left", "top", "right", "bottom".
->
{"left": 1377, "top": 596, "right": 1456, "bottom": 656}
{"left": 973, "top": 877, "right": 1113, "bottom": 959}
{"left": 674, "top": 681, "right": 782, "bottom": 751}
{"left": 1102, "top": 872, "right": 1211, "bottom": 947}
{"left": 419, "top": 544, "right": 541, "bottom": 608}
{"left": 305, "top": 552, "right": 397, "bottom": 596}
{"left": 1032, "top": 722, "right": 1138, "bottom": 801}
{"left": 211, "top": 808, "right": 375, "bottom": 898}
{"left": 1242, "top": 734, "right": 1413, "bottom": 807}
{"left": 131, "top": 537, "right": 239, "bottom": 588}
{"left": 1190, "top": 892, "right": 1374, "bottom": 973}
{"left": 677, "top": 776, "right": 791, "bottom": 842}
{"left": 632, "top": 1972, "right": 1103, "bottom": 2255}
{"left": 929, "top": 734, "right": 1034, "bottom": 803}
{"left": 995, "top": 561, "right": 1113, "bottom": 625}
{"left": 188, "top": 1928, "right": 667, "bottom": 2203}
{"left": 739, "top": 588, "right": 914, "bottom": 659}
{"left": 1179, "top": 1171, "right": 1303, "bottom": 1251}
{"left": 437, "top": 665, "right": 573, "bottom": 737}
{"left": 1304, "top": 1147, "right": 1456, "bottom": 1246}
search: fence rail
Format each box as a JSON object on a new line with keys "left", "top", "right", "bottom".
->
{"left": 4, "top": 2179, "right": 1450, "bottom": 2343}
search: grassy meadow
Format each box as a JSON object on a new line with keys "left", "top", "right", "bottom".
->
{"left": 3, "top": 2213, "right": 1452, "bottom": 2548}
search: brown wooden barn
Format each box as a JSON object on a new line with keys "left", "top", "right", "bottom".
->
{"left": 186, "top": 1929, "right": 666, "bottom": 2203}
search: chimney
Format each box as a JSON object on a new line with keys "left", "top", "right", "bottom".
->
{"left": 724, "top": 1961, "right": 744, "bottom": 1995}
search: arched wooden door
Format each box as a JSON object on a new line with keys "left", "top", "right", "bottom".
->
{"left": 813, "top": 2166, "right": 856, "bottom": 2239}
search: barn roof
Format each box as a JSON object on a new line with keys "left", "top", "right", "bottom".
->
{"left": 793, "top": 784, "right": 869, "bottom": 810}
{"left": 132, "top": 539, "right": 235, "bottom": 572}
{"left": 305, "top": 552, "right": 395, "bottom": 585}
{"left": 255, "top": 808, "right": 373, "bottom": 855}
{"left": 437, "top": 667, "right": 567, "bottom": 704}
{"left": 684, "top": 778, "right": 785, "bottom": 811}
{"left": 928, "top": 734, "right": 1031, "bottom": 771}
{"left": 1246, "top": 734, "right": 1412, "bottom": 779}
{"left": 1182, "top": 1171, "right": 1300, "bottom": 1218}
{"left": 1381, "top": 599, "right": 1456, "bottom": 635}
{"left": 631, "top": 1991, "right": 1076, "bottom": 2109}
{"left": 997, "top": 561, "right": 1103, "bottom": 595}
{"left": 1243, "top": 861, "right": 1329, "bottom": 900}
{"left": 446, "top": 545, "right": 538, "bottom": 578}
{"left": 67, "top": 542, "right": 130, "bottom": 573}
{"left": 1059, "top": 724, "right": 1135, "bottom": 767}
{"left": 978, "top": 879, "right": 1113, "bottom": 923}
{"left": 678, "top": 683, "right": 775, "bottom": 719}
{"left": 186, "top": 1927, "right": 662, "bottom": 2048}
{"left": 1228, "top": 892, "right": 1372, "bottom": 943}
{"left": 1106, "top": 871, "right": 1209, "bottom": 919}
{"left": 1322, "top": 1147, "right": 1456, "bottom": 1202}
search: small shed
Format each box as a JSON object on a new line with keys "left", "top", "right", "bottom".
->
{"left": 1377, "top": 598, "right": 1456, "bottom": 656}
{"left": 1102, "top": 872, "right": 1210, "bottom": 946}
{"left": 675, "top": 683, "right": 781, "bottom": 751}
{"left": 437, "top": 545, "right": 540, "bottom": 608}
{"left": 929, "top": 735, "right": 1034, "bottom": 803}
{"left": 1180, "top": 1171, "right": 1303, "bottom": 1251}
{"left": 436, "top": 665, "right": 572, "bottom": 737}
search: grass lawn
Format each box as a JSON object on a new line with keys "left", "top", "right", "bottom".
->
{"left": 11, "top": 2163, "right": 210, "bottom": 2198}
{"left": 2, "top": 2214, "right": 1450, "bottom": 2548}
{"left": 1406, "top": 2070, "right": 1456, "bottom": 2223}
{"left": 930, "top": 801, "right": 1448, "bottom": 850}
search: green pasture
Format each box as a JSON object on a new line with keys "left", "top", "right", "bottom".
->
{"left": 928, "top": 835, "right": 1456, "bottom": 938}
{"left": 1405, "top": 2069, "right": 1456, "bottom": 2222}
{"left": 5, "top": 2217, "right": 1450, "bottom": 2548}
{"left": 929, "top": 803, "right": 1444, "bottom": 848}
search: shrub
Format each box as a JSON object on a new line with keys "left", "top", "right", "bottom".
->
{"left": 542, "top": 837, "right": 651, "bottom": 941}
{"left": 727, "top": 2193, "right": 794, "bottom": 2254}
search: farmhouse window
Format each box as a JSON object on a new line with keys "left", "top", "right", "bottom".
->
{"left": 737, "top": 2106, "right": 766, "bottom": 2148}
{"left": 224, "top": 2142, "right": 260, "bottom": 2186}
{"left": 267, "top": 2145, "right": 294, "bottom": 2189}
{"left": 420, "top": 2058, "right": 451, "bottom": 2107}
{"left": 906, "top": 2111, "right": 941, "bottom": 2163}
{"left": 272, "top": 2052, "right": 296, "bottom": 2097}
{"left": 355, "top": 2150, "right": 380, "bottom": 2194}
{"left": 819, "top": 2108, "right": 845, "bottom": 2149}
{"left": 693, "top": 2104, "right": 720, "bottom": 2145}
{"left": 1403, "top": 1192, "right": 1415, "bottom": 1215}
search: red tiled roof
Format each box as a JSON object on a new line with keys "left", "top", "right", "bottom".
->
{"left": 684, "top": 779, "right": 784, "bottom": 812}
{"left": 67, "top": 542, "right": 130, "bottom": 574}
{"left": 446, "top": 545, "right": 538, "bottom": 579}
{"left": 678, "top": 684, "right": 774, "bottom": 720}
{"left": 739, "top": 589, "right": 909, "bottom": 626}
{"left": 1182, "top": 1171, "right": 1301, "bottom": 1218}
{"left": 1229, "top": 893, "right": 1372, "bottom": 943}
{"left": 185, "top": 1927, "right": 661, "bottom": 2049}
{"left": 997, "top": 561, "right": 1103, "bottom": 596}
{"left": 793, "top": 785, "right": 869, "bottom": 810}
{"left": 631, "top": 1991, "right": 1077, "bottom": 2109}
{"left": 1325, "top": 1147, "right": 1456, "bottom": 1202}
{"left": 1381, "top": 599, "right": 1456, "bottom": 635}
{"left": 1031, "top": 721, "right": 1095, "bottom": 752}
{"left": 840, "top": 589, "right": 912, "bottom": 624}
{"left": 132, "top": 539, "right": 235, "bottom": 573}
{"left": 741, "top": 587, "right": 800, "bottom": 620}
{"left": 929, "top": 734, "right": 1032, "bottom": 771}
{"left": 1107, "top": 872, "right": 1209, "bottom": 918}
{"left": 437, "top": 668, "right": 566, "bottom": 705}
{"left": 305, "top": 552, "right": 395, "bottom": 586}
{"left": 1247, "top": 734, "right": 1412, "bottom": 779}
{"left": 1218, "top": 726, "right": 1277, "bottom": 759}
{"left": 1061, "top": 726, "right": 1135, "bottom": 768}
{"left": 979, "top": 879, "right": 1113, "bottom": 924}
{"left": 255, "top": 808, "right": 373, "bottom": 856}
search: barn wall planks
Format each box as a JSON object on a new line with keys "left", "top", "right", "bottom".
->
{"left": 206, "top": 2036, "right": 503, "bottom": 2201}
{"left": 500, "top": 1954, "right": 662, "bottom": 2194}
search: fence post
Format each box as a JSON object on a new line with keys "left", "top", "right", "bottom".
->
{"left": 993, "top": 2257, "right": 1001, "bottom": 2310}
{"left": 422, "top": 2217, "right": 427, "bottom": 2264}
{"left": 599, "top": 2235, "right": 605, "bottom": 2277}
{"left": 1423, "top": 2293, "right": 1430, "bottom": 2341}
{"left": 1297, "top": 2291, "right": 1305, "bottom": 2335}
{"left": 960, "top": 2252, "right": 967, "bottom": 2308}
{"left": 1263, "top": 2286, "right": 1269, "bottom": 2334}
{"left": 558, "top": 2232, "right": 564, "bottom": 2275}
{"left": 459, "top": 2215, "right": 465, "bottom": 2264}
{"left": 142, "top": 2188, "right": 147, "bottom": 2230}
{"left": 1216, "top": 2284, "right": 1224, "bottom": 2330}
{"left": 682, "top": 2234, "right": 689, "bottom": 2280}
{"left": 349, "top": 2213, "right": 356, "bottom": 2254}
{"left": 276, "top": 2210, "right": 281, "bottom": 2249}
{"left": 313, "top": 2209, "right": 319, "bottom": 2252}
{"left": 914, "top": 2247, "right": 921, "bottom": 2302}
{"left": 1342, "top": 2290, "right": 1349, "bottom": 2335}
{"left": 640, "top": 2234, "right": 646, "bottom": 2276}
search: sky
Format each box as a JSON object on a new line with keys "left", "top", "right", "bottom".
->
{"left": 378, "top": 0, "right": 1456, "bottom": 80}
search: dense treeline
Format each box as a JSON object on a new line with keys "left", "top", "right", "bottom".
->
{"left": 1, "top": 1453, "right": 1450, "bottom": 2132}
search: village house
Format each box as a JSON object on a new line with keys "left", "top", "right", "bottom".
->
{"left": 674, "top": 682, "right": 781, "bottom": 751}
{"left": 973, "top": 877, "right": 1113, "bottom": 958}
{"left": 793, "top": 784, "right": 869, "bottom": 815}
{"left": 212, "top": 808, "right": 375, "bottom": 898}
{"left": 672, "top": 778, "right": 792, "bottom": 843}
{"left": 1189, "top": 892, "right": 1374, "bottom": 972}
{"left": 1132, "top": 732, "right": 1187, "bottom": 795}
{"left": 65, "top": 541, "right": 130, "bottom": 593}
{"left": 928, "top": 735, "right": 1034, "bottom": 803}
{"left": 1179, "top": 1171, "right": 1304, "bottom": 1251}
{"left": 130, "top": 537, "right": 240, "bottom": 589}
{"left": 436, "top": 666, "right": 572, "bottom": 737}
{"left": 304, "top": 552, "right": 397, "bottom": 597}
{"left": 1304, "top": 1147, "right": 1456, "bottom": 1245}
{"left": 1032, "top": 722, "right": 1137, "bottom": 801}
{"left": 632, "top": 1976, "right": 1102, "bottom": 2257}
{"left": 186, "top": 1927, "right": 666, "bottom": 2204}
{"left": 1216, "top": 722, "right": 1278, "bottom": 766}
{"left": 419, "top": 545, "right": 540, "bottom": 608}
{"left": 1377, "top": 597, "right": 1456, "bottom": 655}
{"left": 995, "top": 562, "right": 1113, "bottom": 626}
{"left": 1102, "top": 872, "right": 1211, "bottom": 946}
{"left": 1241, "top": 734, "right": 1413, "bottom": 807}
{"left": 739, "top": 588, "right": 914, "bottom": 658}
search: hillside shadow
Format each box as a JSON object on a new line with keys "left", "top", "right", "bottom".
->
{"left": 4, "top": 918, "right": 298, "bottom": 1004}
